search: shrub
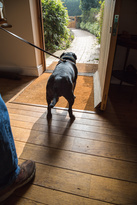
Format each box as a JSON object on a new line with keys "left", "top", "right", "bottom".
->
{"left": 42, "top": 0, "right": 71, "bottom": 51}
{"left": 80, "top": 0, "right": 100, "bottom": 11}
{"left": 80, "top": 0, "right": 105, "bottom": 43}
{"left": 81, "top": 8, "right": 99, "bottom": 23}
{"left": 80, "top": 21, "right": 100, "bottom": 37}
{"left": 62, "top": 0, "right": 82, "bottom": 16}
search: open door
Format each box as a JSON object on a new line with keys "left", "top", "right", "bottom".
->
{"left": 94, "top": 0, "right": 121, "bottom": 110}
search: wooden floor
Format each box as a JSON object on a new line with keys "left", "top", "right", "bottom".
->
{"left": 1, "top": 76, "right": 137, "bottom": 205}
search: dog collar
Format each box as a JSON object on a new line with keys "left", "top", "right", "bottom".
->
{"left": 61, "top": 56, "right": 76, "bottom": 64}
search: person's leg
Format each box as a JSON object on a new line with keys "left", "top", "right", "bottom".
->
{"left": 0, "top": 95, "right": 20, "bottom": 189}
{"left": 0, "top": 95, "right": 35, "bottom": 202}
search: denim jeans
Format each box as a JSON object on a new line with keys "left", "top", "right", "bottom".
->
{"left": 0, "top": 95, "right": 20, "bottom": 189}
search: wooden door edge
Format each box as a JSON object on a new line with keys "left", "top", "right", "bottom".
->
{"left": 36, "top": 0, "right": 46, "bottom": 72}
{"left": 93, "top": 71, "right": 102, "bottom": 108}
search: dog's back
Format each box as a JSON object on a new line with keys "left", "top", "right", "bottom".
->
{"left": 47, "top": 61, "right": 77, "bottom": 97}
{"left": 53, "top": 61, "right": 77, "bottom": 82}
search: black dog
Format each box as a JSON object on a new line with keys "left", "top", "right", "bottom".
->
{"left": 46, "top": 52, "right": 78, "bottom": 119}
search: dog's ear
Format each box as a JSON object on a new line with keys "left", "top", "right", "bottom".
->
{"left": 60, "top": 52, "right": 65, "bottom": 58}
{"left": 73, "top": 53, "right": 77, "bottom": 60}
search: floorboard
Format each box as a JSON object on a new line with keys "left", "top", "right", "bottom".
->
{"left": 1, "top": 77, "right": 137, "bottom": 204}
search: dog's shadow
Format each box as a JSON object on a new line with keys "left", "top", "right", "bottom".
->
{"left": 46, "top": 109, "right": 75, "bottom": 159}
{"left": 15, "top": 108, "right": 75, "bottom": 202}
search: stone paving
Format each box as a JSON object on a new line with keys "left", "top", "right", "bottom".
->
{"left": 46, "top": 29, "right": 100, "bottom": 73}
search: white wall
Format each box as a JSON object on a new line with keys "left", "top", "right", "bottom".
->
{"left": 113, "top": 0, "right": 137, "bottom": 71}
{"left": 0, "top": 0, "right": 45, "bottom": 76}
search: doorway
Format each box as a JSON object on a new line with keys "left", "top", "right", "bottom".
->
{"left": 38, "top": 0, "right": 122, "bottom": 112}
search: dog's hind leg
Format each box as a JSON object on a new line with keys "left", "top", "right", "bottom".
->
{"left": 66, "top": 92, "right": 75, "bottom": 119}
{"left": 46, "top": 96, "right": 52, "bottom": 119}
{"left": 69, "top": 104, "right": 74, "bottom": 119}
{"left": 47, "top": 104, "right": 52, "bottom": 119}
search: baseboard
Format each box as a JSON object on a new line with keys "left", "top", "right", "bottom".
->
{"left": 0, "top": 64, "right": 44, "bottom": 77}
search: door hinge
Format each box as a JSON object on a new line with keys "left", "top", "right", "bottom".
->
{"left": 112, "top": 15, "right": 119, "bottom": 36}
{"left": 110, "top": 27, "right": 112, "bottom": 33}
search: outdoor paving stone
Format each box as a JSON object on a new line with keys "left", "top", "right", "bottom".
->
{"left": 46, "top": 29, "right": 100, "bottom": 73}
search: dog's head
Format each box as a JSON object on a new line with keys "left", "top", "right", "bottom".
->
{"left": 60, "top": 52, "right": 77, "bottom": 63}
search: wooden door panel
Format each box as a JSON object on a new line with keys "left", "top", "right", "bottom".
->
{"left": 94, "top": 0, "right": 121, "bottom": 110}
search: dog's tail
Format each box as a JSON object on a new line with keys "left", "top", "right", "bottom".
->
{"left": 49, "top": 96, "right": 58, "bottom": 108}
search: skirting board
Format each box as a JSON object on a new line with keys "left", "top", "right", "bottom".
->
{"left": 0, "top": 64, "right": 44, "bottom": 77}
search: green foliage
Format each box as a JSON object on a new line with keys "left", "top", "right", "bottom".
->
{"left": 62, "top": 0, "right": 82, "bottom": 16}
{"left": 80, "top": 21, "right": 100, "bottom": 37}
{"left": 80, "top": 0, "right": 105, "bottom": 43}
{"left": 81, "top": 8, "right": 99, "bottom": 23}
{"left": 42, "top": 0, "right": 71, "bottom": 51}
{"left": 80, "top": 7, "right": 100, "bottom": 37}
{"left": 80, "top": 0, "right": 100, "bottom": 11}
{"left": 98, "top": 0, "right": 105, "bottom": 42}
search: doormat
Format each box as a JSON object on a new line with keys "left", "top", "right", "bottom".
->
{"left": 47, "top": 62, "right": 98, "bottom": 73}
{"left": 13, "top": 73, "right": 94, "bottom": 111}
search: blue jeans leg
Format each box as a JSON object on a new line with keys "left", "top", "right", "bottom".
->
{"left": 0, "top": 95, "right": 20, "bottom": 189}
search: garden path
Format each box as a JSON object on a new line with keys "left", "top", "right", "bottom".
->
{"left": 46, "top": 28, "right": 100, "bottom": 69}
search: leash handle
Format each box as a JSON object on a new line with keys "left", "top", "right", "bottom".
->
{"left": 0, "top": 26, "right": 64, "bottom": 62}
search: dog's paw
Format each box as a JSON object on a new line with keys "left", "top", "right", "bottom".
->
{"left": 70, "top": 114, "right": 75, "bottom": 121}
{"left": 47, "top": 113, "right": 52, "bottom": 121}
